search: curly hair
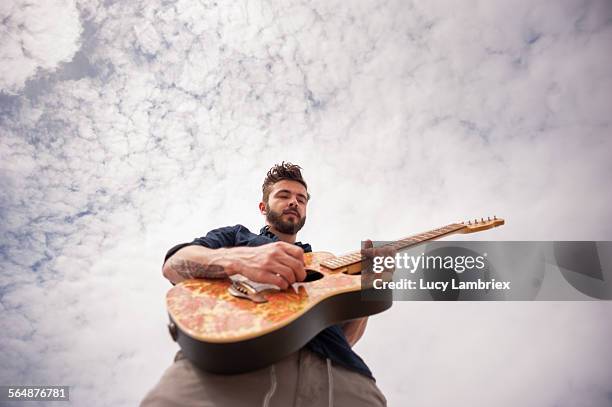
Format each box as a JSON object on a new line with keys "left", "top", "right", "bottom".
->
{"left": 262, "top": 162, "right": 310, "bottom": 203}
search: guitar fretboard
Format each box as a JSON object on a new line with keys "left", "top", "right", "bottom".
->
{"left": 320, "top": 222, "right": 466, "bottom": 270}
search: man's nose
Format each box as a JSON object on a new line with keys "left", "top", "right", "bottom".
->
{"left": 288, "top": 198, "right": 298, "bottom": 207}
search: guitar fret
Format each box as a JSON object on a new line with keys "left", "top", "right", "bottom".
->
{"left": 321, "top": 222, "right": 476, "bottom": 269}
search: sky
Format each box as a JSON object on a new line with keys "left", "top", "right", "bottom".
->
{"left": 1, "top": 0, "right": 611, "bottom": 406}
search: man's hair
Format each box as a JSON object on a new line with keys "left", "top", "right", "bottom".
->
{"left": 262, "top": 162, "right": 310, "bottom": 203}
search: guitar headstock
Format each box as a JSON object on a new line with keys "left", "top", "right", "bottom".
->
{"left": 458, "top": 216, "right": 505, "bottom": 233}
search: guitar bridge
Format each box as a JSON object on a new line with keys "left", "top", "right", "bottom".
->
{"left": 228, "top": 280, "right": 268, "bottom": 303}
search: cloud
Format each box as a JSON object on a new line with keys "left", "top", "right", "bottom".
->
{"left": 361, "top": 301, "right": 612, "bottom": 407}
{"left": 0, "top": 0, "right": 83, "bottom": 95}
{"left": 0, "top": 0, "right": 611, "bottom": 405}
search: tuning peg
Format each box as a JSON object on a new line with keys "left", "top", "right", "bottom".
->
{"left": 474, "top": 218, "right": 478, "bottom": 224}
{"left": 494, "top": 215, "right": 497, "bottom": 220}
{"left": 468, "top": 220, "right": 471, "bottom": 225}
{"left": 481, "top": 217, "right": 484, "bottom": 222}
{"left": 488, "top": 216, "right": 491, "bottom": 221}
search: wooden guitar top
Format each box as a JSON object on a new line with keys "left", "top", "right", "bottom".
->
{"left": 167, "top": 252, "right": 362, "bottom": 343}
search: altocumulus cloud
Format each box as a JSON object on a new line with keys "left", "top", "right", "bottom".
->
{"left": 0, "top": 0, "right": 82, "bottom": 94}
{"left": 1, "top": 0, "right": 612, "bottom": 406}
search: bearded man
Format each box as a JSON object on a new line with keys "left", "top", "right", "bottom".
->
{"left": 141, "top": 162, "right": 387, "bottom": 407}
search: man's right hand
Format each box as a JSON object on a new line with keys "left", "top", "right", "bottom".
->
{"left": 162, "top": 242, "right": 306, "bottom": 289}
{"left": 228, "top": 242, "right": 306, "bottom": 289}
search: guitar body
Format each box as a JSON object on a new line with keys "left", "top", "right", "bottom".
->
{"left": 166, "top": 251, "right": 392, "bottom": 374}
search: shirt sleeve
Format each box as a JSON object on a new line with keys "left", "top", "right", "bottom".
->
{"left": 163, "top": 225, "right": 242, "bottom": 264}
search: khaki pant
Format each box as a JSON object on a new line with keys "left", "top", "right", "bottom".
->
{"left": 141, "top": 348, "right": 387, "bottom": 407}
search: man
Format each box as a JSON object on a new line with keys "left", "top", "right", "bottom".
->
{"left": 141, "top": 162, "right": 387, "bottom": 407}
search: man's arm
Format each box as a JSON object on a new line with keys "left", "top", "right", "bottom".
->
{"left": 341, "top": 317, "right": 368, "bottom": 347}
{"left": 339, "top": 239, "right": 395, "bottom": 347}
{"left": 162, "top": 245, "right": 236, "bottom": 284}
{"left": 162, "top": 242, "right": 307, "bottom": 288}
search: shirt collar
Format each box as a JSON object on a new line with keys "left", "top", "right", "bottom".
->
{"left": 259, "top": 225, "right": 312, "bottom": 252}
{"left": 259, "top": 225, "right": 277, "bottom": 240}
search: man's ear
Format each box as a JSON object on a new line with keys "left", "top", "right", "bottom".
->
{"left": 259, "top": 201, "right": 267, "bottom": 215}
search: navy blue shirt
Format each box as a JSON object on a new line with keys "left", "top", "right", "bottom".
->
{"left": 164, "top": 224, "right": 374, "bottom": 379}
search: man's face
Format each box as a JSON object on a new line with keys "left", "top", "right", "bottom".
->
{"left": 261, "top": 180, "right": 308, "bottom": 235}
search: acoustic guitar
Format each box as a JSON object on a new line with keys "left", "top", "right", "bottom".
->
{"left": 166, "top": 217, "right": 505, "bottom": 373}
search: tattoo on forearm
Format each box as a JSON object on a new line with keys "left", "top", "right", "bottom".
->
{"left": 168, "top": 259, "right": 228, "bottom": 280}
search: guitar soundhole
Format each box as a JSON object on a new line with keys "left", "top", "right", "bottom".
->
{"left": 303, "top": 269, "right": 324, "bottom": 282}
{"left": 342, "top": 270, "right": 362, "bottom": 275}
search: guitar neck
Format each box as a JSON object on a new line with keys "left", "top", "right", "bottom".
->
{"left": 320, "top": 222, "right": 470, "bottom": 271}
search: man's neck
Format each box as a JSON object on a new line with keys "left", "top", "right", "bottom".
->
{"left": 267, "top": 224, "right": 297, "bottom": 244}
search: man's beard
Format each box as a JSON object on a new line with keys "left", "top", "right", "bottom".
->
{"left": 266, "top": 205, "right": 306, "bottom": 235}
